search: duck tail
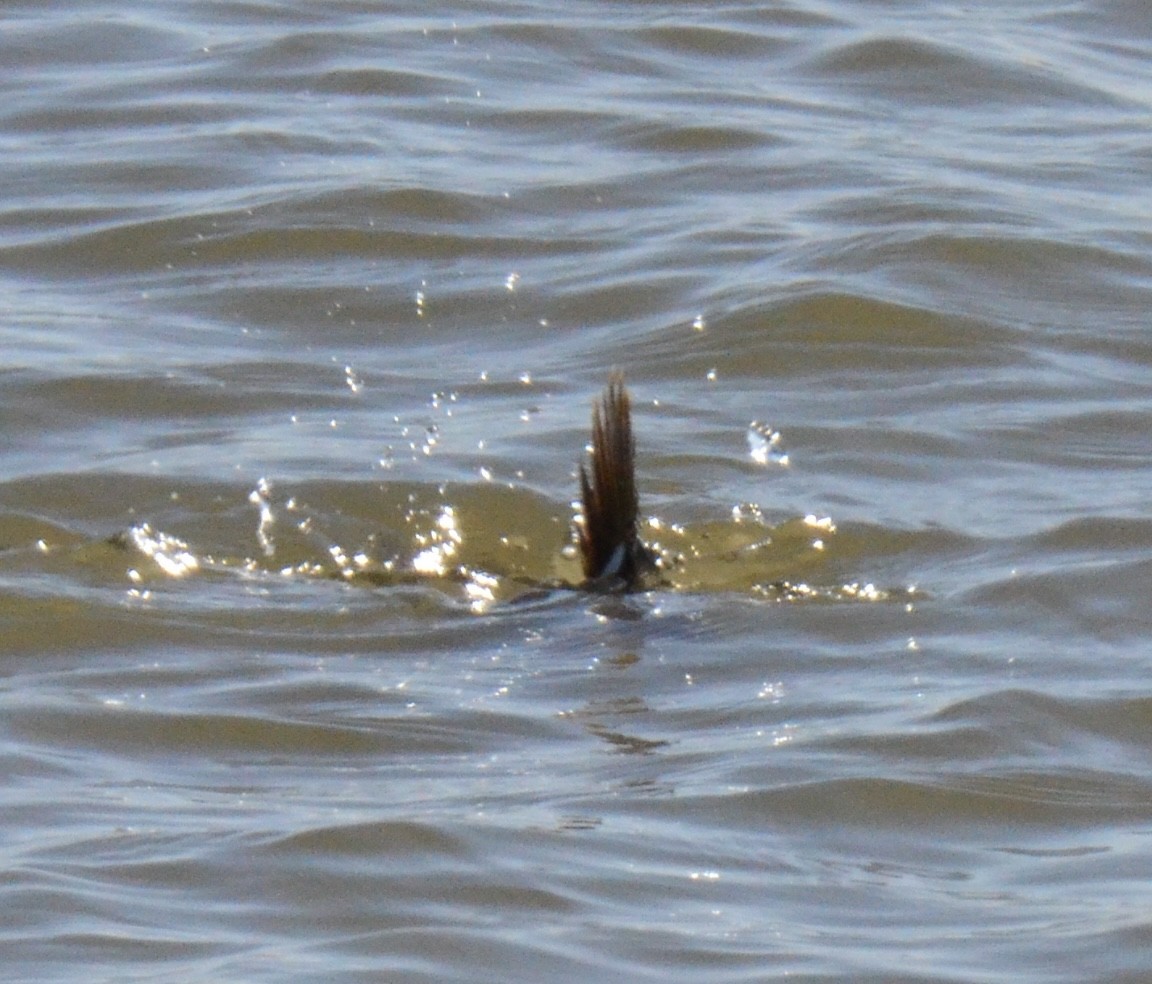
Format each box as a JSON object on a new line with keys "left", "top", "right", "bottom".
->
{"left": 577, "top": 372, "right": 651, "bottom": 590}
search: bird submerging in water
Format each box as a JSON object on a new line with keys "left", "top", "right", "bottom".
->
{"left": 576, "top": 373, "right": 656, "bottom": 592}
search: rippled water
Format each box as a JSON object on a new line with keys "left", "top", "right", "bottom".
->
{"left": 3, "top": 2, "right": 1152, "bottom": 981}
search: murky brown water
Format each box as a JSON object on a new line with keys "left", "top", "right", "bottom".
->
{"left": 3, "top": 3, "right": 1152, "bottom": 981}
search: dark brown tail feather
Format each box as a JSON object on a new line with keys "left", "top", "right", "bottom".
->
{"left": 577, "top": 373, "right": 653, "bottom": 590}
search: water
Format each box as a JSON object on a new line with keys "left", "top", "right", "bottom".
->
{"left": 3, "top": 2, "right": 1152, "bottom": 981}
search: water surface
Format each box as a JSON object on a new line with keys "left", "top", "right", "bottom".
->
{"left": 3, "top": 2, "right": 1152, "bottom": 981}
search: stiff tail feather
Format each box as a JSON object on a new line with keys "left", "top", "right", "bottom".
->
{"left": 577, "top": 373, "right": 653, "bottom": 591}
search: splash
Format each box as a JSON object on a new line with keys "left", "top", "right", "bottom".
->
{"left": 411, "top": 505, "right": 461, "bottom": 576}
{"left": 747, "top": 422, "right": 789, "bottom": 467}
{"left": 249, "top": 478, "right": 275, "bottom": 557}
{"left": 124, "top": 523, "right": 200, "bottom": 579}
